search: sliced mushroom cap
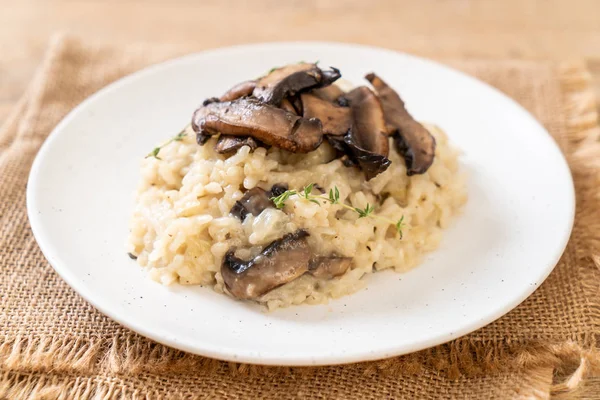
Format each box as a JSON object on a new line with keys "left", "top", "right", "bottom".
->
{"left": 280, "top": 98, "right": 297, "bottom": 115}
{"left": 327, "top": 133, "right": 392, "bottom": 180}
{"left": 309, "top": 256, "right": 352, "bottom": 279}
{"left": 311, "top": 84, "right": 345, "bottom": 103}
{"left": 215, "top": 135, "right": 258, "bottom": 154}
{"left": 230, "top": 184, "right": 288, "bottom": 221}
{"left": 253, "top": 63, "right": 341, "bottom": 105}
{"left": 219, "top": 80, "right": 257, "bottom": 102}
{"left": 289, "top": 95, "right": 303, "bottom": 115}
{"left": 269, "top": 183, "right": 289, "bottom": 198}
{"left": 193, "top": 101, "right": 215, "bottom": 145}
{"left": 344, "top": 86, "right": 390, "bottom": 156}
{"left": 327, "top": 86, "right": 391, "bottom": 179}
{"left": 230, "top": 188, "right": 271, "bottom": 220}
{"left": 300, "top": 93, "right": 352, "bottom": 136}
{"left": 196, "top": 131, "right": 211, "bottom": 145}
{"left": 221, "top": 230, "right": 311, "bottom": 299}
{"left": 365, "top": 73, "right": 436, "bottom": 175}
{"left": 192, "top": 98, "right": 323, "bottom": 153}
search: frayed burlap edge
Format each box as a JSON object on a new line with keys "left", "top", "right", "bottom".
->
{"left": 1, "top": 52, "right": 599, "bottom": 398}
{"left": 1, "top": 339, "right": 598, "bottom": 399}
{"left": 550, "top": 61, "right": 600, "bottom": 398}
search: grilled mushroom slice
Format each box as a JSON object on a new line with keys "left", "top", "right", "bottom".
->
{"left": 215, "top": 135, "right": 258, "bottom": 154}
{"left": 311, "top": 84, "right": 345, "bottom": 103}
{"left": 327, "top": 133, "right": 391, "bottom": 179}
{"left": 329, "top": 86, "right": 391, "bottom": 179}
{"left": 365, "top": 73, "right": 436, "bottom": 175}
{"left": 309, "top": 256, "right": 352, "bottom": 279}
{"left": 196, "top": 131, "right": 211, "bottom": 145}
{"left": 253, "top": 63, "right": 341, "bottom": 105}
{"left": 230, "top": 184, "right": 288, "bottom": 221}
{"left": 219, "top": 80, "right": 257, "bottom": 102}
{"left": 300, "top": 93, "right": 352, "bottom": 137}
{"left": 345, "top": 86, "right": 390, "bottom": 156}
{"left": 194, "top": 98, "right": 221, "bottom": 145}
{"left": 280, "top": 98, "right": 298, "bottom": 114}
{"left": 289, "top": 95, "right": 303, "bottom": 115}
{"left": 343, "top": 135, "right": 391, "bottom": 180}
{"left": 221, "top": 230, "right": 311, "bottom": 300}
{"left": 192, "top": 98, "right": 323, "bottom": 153}
{"left": 269, "top": 183, "right": 289, "bottom": 198}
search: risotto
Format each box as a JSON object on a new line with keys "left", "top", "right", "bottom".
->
{"left": 126, "top": 63, "right": 467, "bottom": 309}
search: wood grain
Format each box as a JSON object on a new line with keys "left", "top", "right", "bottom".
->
{"left": 2, "top": 0, "right": 600, "bottom": 122}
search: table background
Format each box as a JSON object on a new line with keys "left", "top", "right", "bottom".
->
{"left": 1, "top": 2, "right": 599, "bottom": 397}
{"left": 1, "top": 0, "right": 600, "bottom": 123}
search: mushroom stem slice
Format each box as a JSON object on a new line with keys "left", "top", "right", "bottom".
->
{"left": 253, "top": 63, "right": 341, "bottom": 105}
{"left": 365, "top": 73, "right": 436, "bottom": 175}
{"left": 221, "top": 230, "right": 311, "bottom": 300}
{"left": 309, "top": 256, "right": 352, "bottom": 279}
{"left": 192, "top": 98, "right": 323, "bottom": 153}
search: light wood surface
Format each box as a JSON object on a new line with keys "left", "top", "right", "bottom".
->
{"left": 2, "top": 0, "right": 600, "bottom": 122}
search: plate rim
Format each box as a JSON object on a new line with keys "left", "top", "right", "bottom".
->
{"left": 26, "top": 41, "right": 575, "bottom": 366}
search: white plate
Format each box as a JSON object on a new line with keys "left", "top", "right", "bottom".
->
{"left": 27, "top": 42, "right": 574, "bottom": 366}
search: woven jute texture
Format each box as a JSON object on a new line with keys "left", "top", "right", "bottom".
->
{"left": 1, "top": 35, "right": 600, "bottom": 399}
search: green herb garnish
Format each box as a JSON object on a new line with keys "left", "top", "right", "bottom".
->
{"left": 271, "top": 184, "right": 406, "bottom": 239}
{"left": 328, "top": 187, "right": 340, "bottom": 204}
{"left": 271, "top": 189, "right": 297, "bottom": 209}
{"left": 395, "top": 215, "right": 405, "bottom": 240}
{"left": 355, "top": 203, "right": 374, "bottom": 218}
{"left": 148, "top": 147, "right": 161, "bottom": 160}
{"left": 302, "top": 183, "right": 315, "bottom": 199}
{"left": 146, "top": 125, "right": 189, "bottom": 160}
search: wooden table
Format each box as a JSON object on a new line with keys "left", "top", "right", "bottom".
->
{"left": 2, "top": 0, "right": 600, "bottom": 122}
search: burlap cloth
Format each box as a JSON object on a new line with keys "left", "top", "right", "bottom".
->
{"left": 1, "top": 35, "right": 600, "bottom": 399}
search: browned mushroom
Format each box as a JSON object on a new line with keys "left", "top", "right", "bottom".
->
{"left": 192, "top": 98, "right": 323, "bottom": 153}
{"left": 311, "top": 84, "right": 345, "bottom": 103}
{"left": 230, "top": 184, "right": 288, "bottom": 220}
{"left": 289, "top": 95, "right": 303, "bottom": 115}
{"left": 196, "top": 131, "right": 211, "bottom": 145}
{"left": 328, "top": 86, "right": 391, "bottom": 179}
{"left": 221, "top": 230, "right": 311, "bottom": 299}
{"left": 280, "top": 98, "right": 297, "bottom": 114}
{"left": 253, "top": 63, "right": 341, "bottom": 105}
{"left": 215, "top": 135, "right": 258, "bottom": 154}
{"left": 327, "top": 134, "right": 391, "bottom": 179}
{"left": 194, "top": 98, "right": 221, "bottom": 145}
{"left": 345, "top": 86, "right": 390, "bottom": 156}
{"left": 309, "top": 256, "right": 352, "bottom": 279}
{"left": 300, "top": 93, "right": 352, "bottom": 136}
{"left": 365, "top": 73, "right": 436, "bottom": 175}
{"left": 219, "top": 80, "right": 257, "bottom": 102}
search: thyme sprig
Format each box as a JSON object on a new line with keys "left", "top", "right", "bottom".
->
{"left": 271, "top": 183, "right": 406, "bottom": 239}
{"left": 146, "top": 126, "right": 189, "bottom": 160}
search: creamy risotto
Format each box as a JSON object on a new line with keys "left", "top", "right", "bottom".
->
{"left": 126, "top": 63, "right": 467, "bottom": 309}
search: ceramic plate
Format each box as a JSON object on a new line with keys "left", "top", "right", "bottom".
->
{"left": 27, "top": 42, "right": 574, "bottom": 366}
